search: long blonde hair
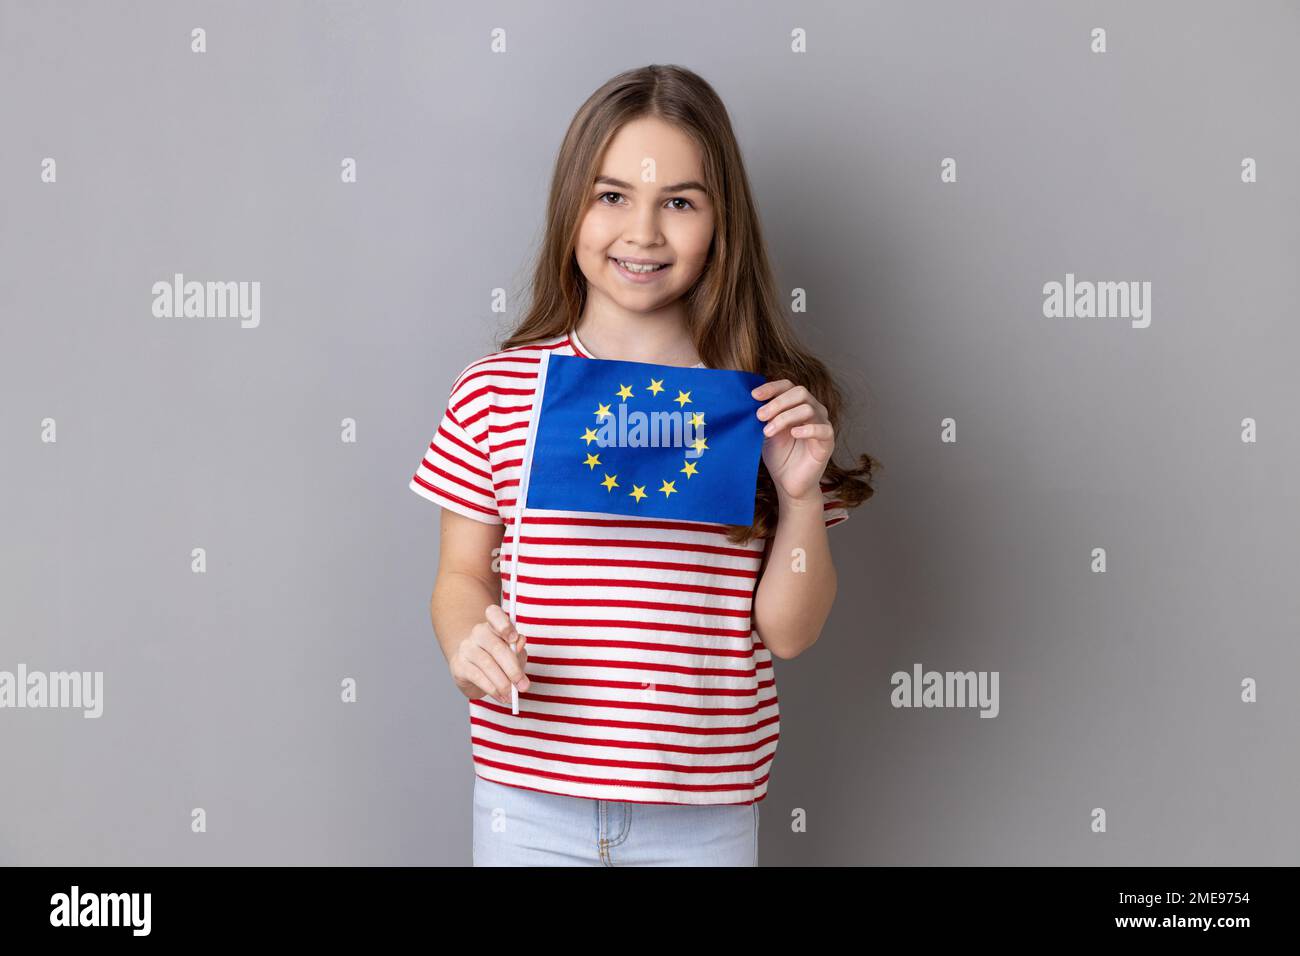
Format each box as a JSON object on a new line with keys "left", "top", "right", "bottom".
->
{"left": 500, "top": 64, "right": 879, "bottom": 544}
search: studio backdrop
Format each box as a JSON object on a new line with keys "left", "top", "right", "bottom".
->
{"left": 2, "top": 0, "right": 1297, "bottom": 865}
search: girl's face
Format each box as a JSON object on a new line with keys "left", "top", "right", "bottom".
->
{"left": 574, "top": 116, "right": 715, "bottom": 316}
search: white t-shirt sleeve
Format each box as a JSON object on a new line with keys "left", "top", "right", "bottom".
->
{"left": 409, "top": 368, "right": 503, "bottom": 525}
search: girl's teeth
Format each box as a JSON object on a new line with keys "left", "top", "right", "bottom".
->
{"left": 617, "top": 259, "right": 666, "bottom": 273}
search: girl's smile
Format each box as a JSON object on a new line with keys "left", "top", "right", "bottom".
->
{"left": 609, "top": 255, "right": 674, "bottom": 283}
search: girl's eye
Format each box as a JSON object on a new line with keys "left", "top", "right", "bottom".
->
{"left": 596, "top": 191, "right": 695, "bottom": 211}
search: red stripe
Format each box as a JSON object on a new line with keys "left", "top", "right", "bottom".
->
{"left": 511, "top": 534, "right": 760, "bottom": 560}
{"left": 506, "top": 513, "right": 747, "bottom": 536}
{"left": 471, "top": 699, "right": 779, "bottom": 736}
{"left": 449, "top": 344, "right": 560, "bottom": 392}
{"left": 473, "top": 760, "right": 768, "bottom": 799}
{"left": 471, "top": 736, "right": 773, "bottom": 775}
{"left": 454, "top": 383, "right": 538, "bottom": 422}
{"left": 488, "top": 427, "right": 530, "bottom": 448}
{"left": 507, "top": 593, "right": 752, "bottom": 617}
{"left": 503, "top": 691, "right": 771, "bottom": 718}
{"left": 434, "top": 416, "right": 490, "bottom": 464}
{"left": 512, "top": 574, "right": 754, "bottom": 599}
{"left": 410, "top": 473, "right": 498, "bottom": 517}
{"left": 510, "top": 614, "right": 753, "bottom": 640}
{"left": 426, "top": 436, "right": 490, "bottom": 476}
{"left": 471, "top": 714, "right": 778, "bottom": 753}
{"left": 523, "top": 649, "right": 773, "bottom": 670}
{"left": 500, "top": 555, "right": 759, "bottom": 579}
{"left": 521, "top": 647, "right": 774, "bottom": 676}
{"left": 416, "top": 458, "right": 496, "bottom": 503}
{"left": 472, "top": 756, "right": 770, "bottom": 797}
{"left": 449, "top": 338, "right": 575, "bottom": 399}
{"left": 520, "top": 673, "right": 769, "bottom": 697}
{"left": 522, "top": 651, "right": 762, "bottom": 674}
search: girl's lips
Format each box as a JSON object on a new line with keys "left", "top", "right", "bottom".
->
{"left": 610, "top": 256, "right": 672, "bottom": 284}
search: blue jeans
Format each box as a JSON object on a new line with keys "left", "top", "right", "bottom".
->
{"left": 472, "top": 775, "right": 760, "bottom": 866}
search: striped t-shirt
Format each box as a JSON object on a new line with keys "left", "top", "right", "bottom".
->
{"left": 409, "top": 330, "right": 849, "bottom": 805}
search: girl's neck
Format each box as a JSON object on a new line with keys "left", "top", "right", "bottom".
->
{"left": 573, "top": 305, "right": 701, "bottom": 367}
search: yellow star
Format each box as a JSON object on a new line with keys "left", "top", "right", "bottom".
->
{"left": 688, "top": 412, "right": 705, "bottom": 427}
{"left": 594, "top": 402, "right": 612, "bottom": 421}
{"left": 691, "top": 437, "right": 708, "bottom": 453}
{"left": 628, "top": 484, "right": 647, "bottom": 503}
{"left": 659, "top": 479, "right": 677, "bottom": 498}
{"left": 673, "top": 390, "right": 692, "bottom": 407}
{"left": 601, "top": 473, "right": 619, "bottom": 492}
{"left": 616, "top": 384, "right": 634, "bottom": 401}
{"left": 583, "top": 453, "right": 601, "bottom": 470}
{"left": 680, "top": 460, "right": 699, "bottom": 478}
{"left": 580, "top": 427, "right": 600, "bottom": 445}
{"left": 647, "top": 378, "right": 664, "bottom": 396}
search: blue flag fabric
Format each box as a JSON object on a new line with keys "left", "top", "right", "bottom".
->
{"left": 522, "top": 353, "right": 768, "bottom": 525}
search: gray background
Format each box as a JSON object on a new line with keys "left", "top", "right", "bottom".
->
{"left": 2, "top": 0, "right": 1297, "bottom": 865}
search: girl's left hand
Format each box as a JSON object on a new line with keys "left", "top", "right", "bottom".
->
{"left": 752, "top": 379, "right": 835, "bottom": 501}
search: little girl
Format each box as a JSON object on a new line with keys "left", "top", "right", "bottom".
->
{"left": 409, "top": 64, "right": 877, "bottom": 866}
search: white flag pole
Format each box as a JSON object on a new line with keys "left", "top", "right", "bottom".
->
{"left": 506, "top": 350, "right": 551, "bottom": 715}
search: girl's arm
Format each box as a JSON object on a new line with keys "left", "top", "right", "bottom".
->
{"left": 752, "top": 491, "right": 838, "bottom": 659}
{"left": 429, "top": 510, "right": 529, "bottom": 705}
{"left": 748, "top": 378, "right": 842, "bottom": 659}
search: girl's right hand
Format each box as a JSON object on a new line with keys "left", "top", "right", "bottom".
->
{"left": 449, "top": 604, "right": 530, "bottom": 706}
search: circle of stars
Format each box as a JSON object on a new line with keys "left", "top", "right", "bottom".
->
{"left": 578, "top": 377, "right": 708, "bottom": 504}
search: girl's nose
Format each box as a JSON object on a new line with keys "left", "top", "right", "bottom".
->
{"left": 624, "top": 206, "right": 663, "bottom": 247}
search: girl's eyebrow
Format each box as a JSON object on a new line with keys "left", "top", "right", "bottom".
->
{"left": 595, "top": 175, "right": 707, "bottom": 193}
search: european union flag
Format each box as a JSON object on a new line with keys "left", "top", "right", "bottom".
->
{"left": 520, "top": 353, "right": 768, "bottom": 525}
